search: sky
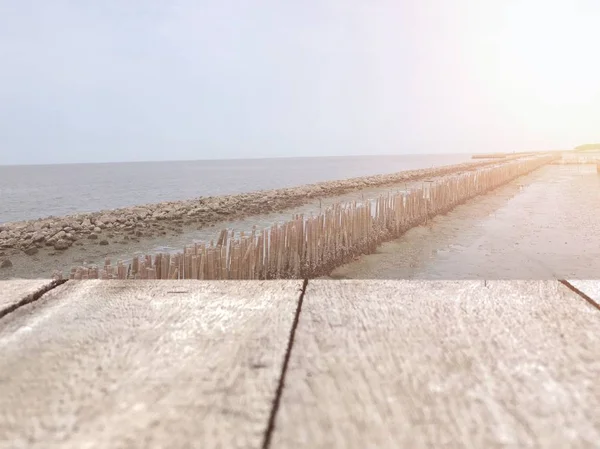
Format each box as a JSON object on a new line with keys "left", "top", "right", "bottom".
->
{"left": 0, "top": 0, "right": 598, "bottom": 165}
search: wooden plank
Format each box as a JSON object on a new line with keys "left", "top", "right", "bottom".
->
{"left": 0, "top": 280, "right": 303, "bottom": 449}
{"left": 564, "top": 280, "right": 600, "bottom": 306}
{"left": 272, "top": 280, "right": 600, "bottom": 448}
{"left": 0, "top": 279, "right": 60, "bottom": 314}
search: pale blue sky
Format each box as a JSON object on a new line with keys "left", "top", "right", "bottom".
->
{"left": 1, "top": 0, "right": 598, "bottom": 165}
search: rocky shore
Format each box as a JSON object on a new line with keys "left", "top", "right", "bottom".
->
{"left": 0, "top": 156, "right": 536, "bottom": 264}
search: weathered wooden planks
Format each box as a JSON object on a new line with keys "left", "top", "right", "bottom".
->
{"left": 272, "top": 280, "right": 600, "bottom": 448}
{"left": 565, "top": 280, "right": 600, "bottom": 306}
{"left": 0, "top": 279, "right": 61, "bottom": 315}
{"left": 0, "top": 280, "right": 303, "bottom": 449}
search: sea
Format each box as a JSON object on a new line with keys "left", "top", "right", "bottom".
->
{"left": 0, "top": 154, "right": 473, "bottom": 224}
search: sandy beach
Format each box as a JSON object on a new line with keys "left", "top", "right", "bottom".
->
{"left": 326, "top": 164, "right": 600, "bottom": 279}
{"left": 0, "top": 157, "right": 532, "bottom": 280}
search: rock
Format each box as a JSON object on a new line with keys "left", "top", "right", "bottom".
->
{"left": 23, "top": 247, "right": 39, "bottom": 256}
{"left": 0, "top": 259, "right": 12, "bottom": 269}
{"left": 64, "top": 226, "right": 73, "bottom": 232}
{"left": 93, "top": 227, "right": 102, "bottom": 233}
{"left": 53, "top": 239, "right": 71, "bottom": 250}
{"left": 82, "top": 218, "right": 92, "bottom": 227}
{"left": 99, "top": 239, "right": 109, "bottom": 246}
{"left": 53, "top": 230, "right": 67, "bottom": 240}
{"left": 99, "top": 214, "right": 117, "bottom": 224}
{"left": 31, "top": 231, "right": 46, "bottom": 243}
{"left": 88, "top": 234, "right": 99, "bottom": 240}
{"left": 135, "top": 230, "right": 144, "bottom": 237}
{"left": 1, "top": 238, "right": 18, "bottom": 248}
{"left": 0, "top": 230, "right": 8, "bottom": 239}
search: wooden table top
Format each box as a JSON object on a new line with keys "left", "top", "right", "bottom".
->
{"left": 1, "top": 279, "right": 599, "bottom": 449}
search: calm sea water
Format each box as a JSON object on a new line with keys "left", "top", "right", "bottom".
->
{"left": 0, "top": 154, "right": 473, "bottom": 223}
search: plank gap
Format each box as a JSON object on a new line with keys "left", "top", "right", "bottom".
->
{"left": 261, "top": 278, "right": 309, "bottom": 449}
{"left": 0, "top": 279, "right": 67, "bottom": 320}
{"left": 559, "top": 280, "right": 600, "bottom": 312}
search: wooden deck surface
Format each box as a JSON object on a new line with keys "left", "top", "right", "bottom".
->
{"left": 1, "top": 279, "right": 599, "bottom": 448}
{"left": 0, "top": 279, "right": 61, "bottom": 317}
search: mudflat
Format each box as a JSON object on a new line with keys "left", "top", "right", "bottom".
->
{"left": 327, "top": 165, "right": 600, "bottom": 279}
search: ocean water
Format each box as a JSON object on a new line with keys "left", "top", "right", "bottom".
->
{"left": 0, "top": 154, "right": 473, "bottom": 223}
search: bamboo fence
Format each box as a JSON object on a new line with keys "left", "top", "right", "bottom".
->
{"left": 62, "top": 155, "right": 555, "bottom": 281}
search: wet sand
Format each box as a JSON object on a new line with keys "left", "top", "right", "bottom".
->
{"left": 327, "top": 165, "right": 600, "bottom": 279}
{"left": 0, "top": 156, "right": 566, "bottom": 280}
{"left": 0, "top": 177, "right": 441, "bottom": 279}
{"left": 2, "top": 158, "right": 528, "bottom": 280}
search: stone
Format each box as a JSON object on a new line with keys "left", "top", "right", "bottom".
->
{"left": 88, "top": 234, "right": 99, "bottom": 240}
{"left": 93, "top": 227, "right": 102, "bottom": 233}
{"left": 0, "top": 259, "right": 12, "bottom": 269}
{"left": 23, "top": 247, "right": 39, "bottom": 256}
{"left": 82, "top": 218, "right": 92, "bottom": 227}
{"left": 31, "top": 231, "right": 46, "bottom": 243}
{"left": 1, "top": 238, "right": 18, "bottom": 248}
{"left": 53, "top": 230, "right": 67, "bottom": 240}
{"left": 99, "top": 240, "right": 109, "bottom": 246}
{"left": 98, "top": 214, "right": 117, "bottom": 224}
{"left": 53, "top": 239, "right": 71, "bottom": 250}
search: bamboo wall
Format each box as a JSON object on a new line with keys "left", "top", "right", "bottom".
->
{"left": 62, "top": 155, "right": 555, "bottom": 281}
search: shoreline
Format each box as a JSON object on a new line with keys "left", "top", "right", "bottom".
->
{"left": 324, "top": 164, "right": 600, "bottom": 279}
{"left": 59, "top": 155, "right": 556, "bottom": 280}
{"left": 0, "top": 156, "right": 530, "bottom": 253}
{"left": 0, "top": 154, "right": 552, "bottom": 279}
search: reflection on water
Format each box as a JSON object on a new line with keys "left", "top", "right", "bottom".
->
{"left": 327, "top": 165, "right": 600, "bottom": 280}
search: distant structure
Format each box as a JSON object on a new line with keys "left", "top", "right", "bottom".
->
{"left": 574, "top": 143, "right": 600, "bottom": 152}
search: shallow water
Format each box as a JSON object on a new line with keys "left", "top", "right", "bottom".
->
{"left": 4, "top": 164, "right": 596, "bottom": 280}
{"left": 0, "top": 153, "right": 473, "bottom": 223}
{"left": 327, "top": 165, "right": 600, "bottom": 279}
{"left": 0, "top": 176, "right": 429, "bottom": 279}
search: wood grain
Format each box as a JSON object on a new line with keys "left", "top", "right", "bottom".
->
{"left": 0, "top": 280, "right": 303, "bottom": 449}
{"left": 565, "top": 280, "right": 600, "bottom": 306}
{"left": 272, "top": 280, "right": 600, "bottom": 448}
{"left": 0, "top": 279, "right": 59, "bottom": 313}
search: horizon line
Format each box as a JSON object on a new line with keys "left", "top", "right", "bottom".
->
{"left": 0, "top": 149, "right": 553, "bottom": 168}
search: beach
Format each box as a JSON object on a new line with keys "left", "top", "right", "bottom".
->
{"left": 326, "top": 164, "right": 600, "bottom": 279}
{"left": 0, "top": 157, "right": 527, "bottom": 280}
